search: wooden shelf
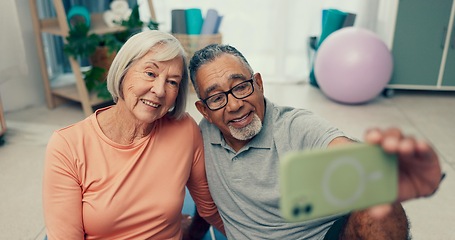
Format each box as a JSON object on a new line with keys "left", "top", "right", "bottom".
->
{"left": 52, "top": 84, "right": 110, "bottom": 106}
{"left": 0, "top": 95, "right": 6, "bottom": 137}
{"left": 39, "top": 14, "right": 127, "bottom": 36}
{"left": 30, "top": 0, "right": 157, "bottom": 117}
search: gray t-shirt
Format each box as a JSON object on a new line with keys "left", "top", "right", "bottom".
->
{"left": 199, "top": 98, "right": 346, "bottom": 239}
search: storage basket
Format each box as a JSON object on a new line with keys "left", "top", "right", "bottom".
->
{"left": 173, "top": 33, "right": 222, "bottom": 59}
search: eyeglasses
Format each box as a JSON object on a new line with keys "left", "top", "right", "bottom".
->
{"left": 202, "top": 78, "right": 255, "bottom": 111}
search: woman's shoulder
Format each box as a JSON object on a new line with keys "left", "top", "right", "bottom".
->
{"left": 51, "top": 114, "right": 96, "bottom": 143}
{"left": 57, "top": 115, "right": 92, "bottom": 132}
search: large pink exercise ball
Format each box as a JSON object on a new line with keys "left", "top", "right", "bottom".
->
{"left": 314, "top": 27, "right": 393, "bottom": 104}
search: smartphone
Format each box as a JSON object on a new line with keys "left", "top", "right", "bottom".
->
{"left": 279, "top": 143, "right": 398, "bottom": 222}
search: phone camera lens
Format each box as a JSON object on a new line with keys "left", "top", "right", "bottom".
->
{"left": 293, "top": 203, "right": 313, "bottom": 216}
{"left": 303, "top": 204, "right": 313, "bottom": 214}
{"left": 293, "top": 206, "right": 300, "bottom": 216}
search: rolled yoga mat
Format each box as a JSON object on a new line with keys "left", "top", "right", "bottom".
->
{"left": 309, "top": 9, "right": 348, "bottom": 87}
{"left": 185, "top": 8, "right": 204, "bottom": 35}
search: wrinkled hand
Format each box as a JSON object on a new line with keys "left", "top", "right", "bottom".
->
{"left": 364, "top": 128, "right": 443, "bottom": 217}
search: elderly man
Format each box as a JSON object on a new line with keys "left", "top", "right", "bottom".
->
{"left": 185, "top": 44, "right": 442, "bottom": 240}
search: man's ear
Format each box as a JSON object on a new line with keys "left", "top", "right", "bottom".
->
{"left": 195, "top": 100, "right": 213, "bottom": 123}
{"left": 254, "top": 72, "right": 264, "bottom": 93}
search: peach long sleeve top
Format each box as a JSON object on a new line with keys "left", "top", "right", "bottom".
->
{"left": 43, "top": 108, "right": 223, "bottom": 239}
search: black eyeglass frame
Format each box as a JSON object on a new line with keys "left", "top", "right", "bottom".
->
{"left": 201, "top": 78, "right": 255, "bottom": 111}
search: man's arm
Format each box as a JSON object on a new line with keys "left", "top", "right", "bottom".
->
{"left": 339, "top": 203, "right": 409, "bottom": 240}
{"left": 328, "top": 136, "right": 410, "bottom": 239}
{"left": 328, "top": 128, "right": 443, "bottom": 240}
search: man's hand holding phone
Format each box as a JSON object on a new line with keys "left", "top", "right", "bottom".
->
{"left": 280, "top": 128, "right": 443, "bottom": 222}
{"left": 280, "top": 143, "right": 398, "bottom": 222}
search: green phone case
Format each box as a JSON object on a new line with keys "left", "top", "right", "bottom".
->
{"left": 280, "top": 143, "right": 398, "bottom": 222}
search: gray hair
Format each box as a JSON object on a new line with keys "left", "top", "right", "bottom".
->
{"left": 106, "top": 30, "right": 189, "bottom": 120}
{"left": 188, "top": 44, "right": 253, "bottom": 98}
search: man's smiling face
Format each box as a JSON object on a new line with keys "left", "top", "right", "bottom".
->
{"left": 195, "top": 54, "right": 265, "bottom": 150}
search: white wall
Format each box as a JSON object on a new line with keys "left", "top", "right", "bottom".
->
{"left": 142, "top": 0, "right": 397, "bottom": 83}
{"left": 0, "top": 0, "right": 45, "bottom": 113}
{"left": 0, "top": 0, "right": 397, "bottom": 113}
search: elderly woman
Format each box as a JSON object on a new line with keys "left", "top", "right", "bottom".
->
{"left": 43, "top": 30, "right": 224, "bottom": 239}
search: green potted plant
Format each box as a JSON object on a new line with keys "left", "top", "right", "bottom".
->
{"left": 63, "top": 22, "right": 121, "bottom": 99}
{"left": 113, "top": 4, "right": 159, "bottom": 43}
{"left": 63, "top": 4, "right": 158, "bottom": 100}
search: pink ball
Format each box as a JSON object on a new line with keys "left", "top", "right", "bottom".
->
{"left": 314, "top": 27, "right": 393, "bottom": 104}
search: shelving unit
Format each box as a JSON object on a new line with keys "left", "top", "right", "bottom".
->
{"left": 0, "top": 94, "right": 6, "bottom": 138}
{"left": 29, "top": 0, "right": 157, "bottom": 116}
{"left": 386, "top": 0, "right": 455, "bottom": 93}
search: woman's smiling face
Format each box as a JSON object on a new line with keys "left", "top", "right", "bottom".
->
{"left": 119, "top": 49, "right": 184, "bottom": 124}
